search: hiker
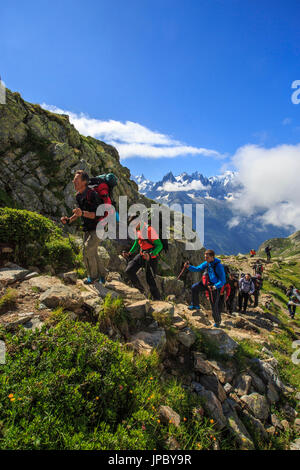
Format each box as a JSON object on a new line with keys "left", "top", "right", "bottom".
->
{"left": 253, "top": 260, "right": 264, "bottom": 276}
{"left": 218, "top": 281, "right": 231, "bottom": 314}
{"left": 184, "top": 250, "right": 226, "bottom": 328}
{"left": 251, "top": 274, "right": 263, "bottom": 307}
{"left": 286, "top": 285, "right": 300, "bottom": 319}
{"left": 61, "top": 170, "right": 107, "bottom": 285}
{"left": 226, "top": 272, "right": 239, "bottom": 314}
{"left": 249, "top": 249, "right": 256, "bottom": 258}
{"left": 238, "top": 273, "right": 255, "bottom": 313}
{"left": 265, "top": 245, "right": 272, "bottom": 262}
{"left": 122, "top": 215, "right": 162, "bottom": 300}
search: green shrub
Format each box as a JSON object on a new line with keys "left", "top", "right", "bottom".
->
{"left": 0, "top": 318, "right": 219, "bottom": 450}
{"left": 0, "top": 288, "right": 18, "bottom": 313}
{"left": 98, "top": 295, "right": 130, "bottom": 331}
{"left": 0, "top": 208, "right": 79, "bottom": 271}
{"left": 45, "top": 238, "right": 77, "bottom": 272}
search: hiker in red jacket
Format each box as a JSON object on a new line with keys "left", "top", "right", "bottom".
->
{"left": 218, "top": 282, "right": 231, "bottom": 313}
{"left": 123, "top": 215, "right": 163, "bottom": 300}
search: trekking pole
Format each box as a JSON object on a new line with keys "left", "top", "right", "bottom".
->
{"left": 177, "top": 261, "right": 189, "bottom": 280}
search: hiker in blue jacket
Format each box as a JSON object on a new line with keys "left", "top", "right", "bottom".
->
{"left": 184, "top": 249, "right": 226, "bottom": 328}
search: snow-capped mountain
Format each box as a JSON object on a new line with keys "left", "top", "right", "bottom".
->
{"left": 134, "top": 170, "right": 239, "bottom": 200}
{"left": 132, "top": 171, "right": 291, "bottom": 254}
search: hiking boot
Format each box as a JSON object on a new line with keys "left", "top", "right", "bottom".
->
{"left": 188, "top": 305, "right": 200, "bottom": 310}
{"left": 99, "top": 276, "right": 106, "bottom": 285}
{"left": 84, "top": 277, "right": 93, "bottom": 285}
{"left": 213, "top": 323, "right": 220, "bottom": 328}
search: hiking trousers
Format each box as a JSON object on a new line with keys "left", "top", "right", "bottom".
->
{"left": 125, "top": 254, "right": 161, "bottom": 300}
{"left": 288, "top": 304, "right": 296, "bottom": 318}
{"left": 254, "top": 290, "right": 260, "bottom": 307}
{"left": 83, "top": 230, "right": 106, "bottom": 280}
{"left": 226, "top": 291, "right": 236, "bottom": 314}
{"left": 238, "top": 292, "right": 250, "bottom": 312}
{"left": 191, "top": 281, "right": 221, "bottom": 324}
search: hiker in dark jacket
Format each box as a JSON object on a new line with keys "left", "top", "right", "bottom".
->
{"left": 286, "top": 285, "right": 300, "bottom": 319}
{"left": 184, "top": 249, "right": 226, "bottom": 328}
{"left": 251, "top": 274, "right": 263, "bottom": 307}
{"left": 61, "top": 171, "right": 107, "bottom": 285}
{"left": 265, "top": 245, "right": 272, "bottom": 262}
{"left": 226, "top": 273, "right": 239, "bottom": 314}
{"left": 238, "top": 273, "right": 255, "bottom": 313}
{"left": 123, "top": 215, "right": 163, "bottom": 300}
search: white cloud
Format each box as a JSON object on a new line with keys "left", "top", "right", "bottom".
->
{"left": 227, "top": 216, "right": 241, "bottom": 229}
{"left": 41, "top": 103, "right": 222, "bottom": 160}
{"left": 230, "top": 143, "right": 300, "bottom": 229}
{"left": 282, "top": 117, "right": 292, "bottom": 126}
{"left": 157, "top": 180, "right": 210, "bottom": 192}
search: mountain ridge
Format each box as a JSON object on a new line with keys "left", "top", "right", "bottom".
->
{"left": 133, "top": 172, "right": 293, "bottom": 255}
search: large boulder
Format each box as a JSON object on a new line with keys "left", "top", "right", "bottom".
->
{"left": 290, "top": 438, "right": 300, "bottom": 451}
{"left": 240, "top": 393, "right": 269, "bottom": 422}
{"left": 234, "top": 373, "right": 252, "bottom": 396}
{"left": 104, "top": 280, "right": 146, "bottom": 301}
{"left": 199, "top": 328, "right": 239, "bottom": 357}
{"left": 149, "top": 301, "right": 174, "bottom": 318}
{"left": 252, "top": 358, "right": 287, "bottom": 394}
{"left": 223, "top": 401, "right": 255, "bottom": 450}
{"left": 198, "top": 375, "right": 226, "bottom": 402}
{"left": 193, "top": 352, "right": 214, "bottom": 375}
{"left": 125, "top": 300, "right": 150, "bottom": 319}
{"left": 128, "top": 328, "right": 166, "bottom": 355}
{"left": 196, "top": 389, "right": 227, "bottom": 429}
{"left": 0, "top": 264, "right": 29, "bottom": 286}
{"left": 177, "top": 328, "right": 196, "bottom": 348}
{"left": 207, "top": 360, "right": 236, "bottom": 384}
{"left": 39, "top": 285, "right": 84, "bottom": 310}
{"left": 27, "top": 275, "right": 62, "bottom": 292}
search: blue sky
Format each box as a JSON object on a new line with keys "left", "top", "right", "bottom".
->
{"left": 1, "top": 0, "right": 300, "bottom": 181}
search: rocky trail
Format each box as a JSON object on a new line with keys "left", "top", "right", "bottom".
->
{"left": 0, "top": 251, "right": 299, "bottom": 451}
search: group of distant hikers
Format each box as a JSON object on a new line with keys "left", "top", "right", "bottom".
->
{"left": 60, "top": 170, "right": 298, "bottom": 327}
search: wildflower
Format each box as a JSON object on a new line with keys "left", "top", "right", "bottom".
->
{"left": 141, "top": 425, "right": 146, "bottom": 431}
{"left": 8, "top": 393, "right": 14, "bottom": 399}
{"left": 130, "top": 390, "right": 133, "bottom": 394}
{"left": 10, "top": 398, "right": 15, "bottom": 402}
{"left": 210, "top": 419, "right": 214, "bottom": 424}
{"left": 119, "top": 385, "right": 123, "bottom": 391}
{"left": 169, "top": 420, "right": 173, "bottom": 424}
{"left": 149, "top": 377, "right": 153, "bottom": 380}
{"left": 157, "top": 419, "right": 160, "bottom": 423}
{"left": 183, "top": 417, "right": 187, "bottom": 422}
{"left": 196, "top": 443, "right": 202, "bottom": 449}
{"left": 95, "top": 396, "right": 99, "bottom": 400}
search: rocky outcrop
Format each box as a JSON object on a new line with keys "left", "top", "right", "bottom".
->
{"left": 0, "top": 89, "right": 144, "bottom": 217}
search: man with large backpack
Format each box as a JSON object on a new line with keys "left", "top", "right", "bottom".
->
{"left": 61, "top": 170, "right": 113, "bottom": 285}
{"left": 184, "top": 250, "right": 226, "bottom": 328}
{"left": 122, "top": 214, "right": 163, "bottom": 300}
